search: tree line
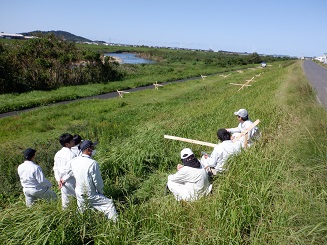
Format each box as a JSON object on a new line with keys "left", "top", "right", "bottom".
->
{"left": 0, "top": 34, "right": 123, "bottom": 94}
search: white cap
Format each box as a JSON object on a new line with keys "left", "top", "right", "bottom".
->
{"left": 234, "top": 109, "right": 248, "bottom": 118}
{"left": 180, "top": 148, "right": 194, "bottom": 159}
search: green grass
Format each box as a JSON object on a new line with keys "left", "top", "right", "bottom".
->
{"left": 0, "top": 61, "right": 262, "bottom": 114}
{"left": 0, "top": 61, "right": 326, "bottom": 244}
{"left": 1, "top": 39, "right": 293, "bottom": 114}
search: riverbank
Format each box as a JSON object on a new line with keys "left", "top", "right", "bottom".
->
{"left": 0, "top": 60, "right": 264, "bottom": 116}
{"left": 107, "top": 55, "right": 123, "bottom": 63}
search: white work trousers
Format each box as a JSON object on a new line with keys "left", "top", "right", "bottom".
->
{"left": 61, "top": 179, "right": 76, "bottom": 209}
{"left": 76, "top": 192, "right": 117, "bottom": 221}
{"left": 23, "top": 186, "right": 57, "bottom": 207}
{"left": 167, "top": 180, "right": 195, "bottom": 201}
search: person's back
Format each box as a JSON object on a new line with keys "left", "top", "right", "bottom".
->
{"left": 71, "top": 155, "right": 102, "bottom": 196}
{"left": 184, "top": 166, "right": 211, "bottom": 198}
{"left": 18, "top": 148, "right": 56, "bottom": 207}
{"left": 210, "top": 139, "right": 241, "bottom": 172}
{"left": 70, "top": 140, "right": 117, "bottom": 221}
{"left": 167, "top": 148, "right": 212, "bottom": 201}
{"left": 201, "top": 129, "right": 242, "bottom": 173}
{"left": 54, "top": 147, "right": 76, "bottom": 181}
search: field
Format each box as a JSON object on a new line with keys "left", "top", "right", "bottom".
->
{"left": 0, "top": 59, "right": 326, "bottom": 244}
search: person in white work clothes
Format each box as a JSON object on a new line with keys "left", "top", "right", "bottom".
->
{"left": 201, "top": 128, "right": 242, "bottom": 175}
{"left": 70, "top": 140, "right": 118, "bottom": 221}
{"left": 71, "top": 134, "right": 83, "bottom": 156}
{"left": 226, "top": 109, "right": 260, "bottom": 148}
{"left": 18, "top": 148, "right": 56, "bottom": 207}
{"left": 53, "top": 133, "right": 77, "bottom": 209}
{"left": 167, "top": 148, "right": 212, "bottom": 201}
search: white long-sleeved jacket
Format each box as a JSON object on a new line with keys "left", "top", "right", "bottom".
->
{"left": 228, "top": 119, "right": 260, "bottom": 146}
{"left": 18, "top": 161, "right": 52, "bottom": 188}
{"left": 53, "top": 147, "right": 76, "bottom": 182}
{"left": 70, "top": 154, "right": 104, "bottom": 196}
{"left": 168, "top": 166, "right": 211, "bottom": 201}
{"left": 71, "top": 146, "right": 82, "bottom": 157}
{"left": 200, "top": 140, "right": 241, "bottom": 172}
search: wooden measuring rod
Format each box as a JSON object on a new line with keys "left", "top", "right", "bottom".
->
{"left": 153, "top": 81, "right": 163, "bottom": 90}
{"left": 229, "top": 76, "right": 254, "bottom": 90}
{"left": 164, "top": 119, "right": 260, "bottom": 149}
{"left": 229, "top": 83, "right": 252, "bottom": 87}
{"left": 117, "top": 90, "right": 130, "bottom": 98}
{"left": 164, "top": 135, "right": 218, "bottom": 148}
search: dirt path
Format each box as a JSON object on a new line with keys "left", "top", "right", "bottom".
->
{"left": 303, "top": 60, "right": 327, "bottom": 109}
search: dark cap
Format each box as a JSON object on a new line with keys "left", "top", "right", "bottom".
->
{"left": 24, "top": 148, "right": 36, "bottom": 160}
{"left": 79, "top": 140, "right": 98, "bottom": 152}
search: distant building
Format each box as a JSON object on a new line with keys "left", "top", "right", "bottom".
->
{"left": 314, "top": 54, "right": 327, "bottom": 64}
{"left": 0, "top": 32, "right": 36, "bottom": 40}
{"left": 0, "top": 32, "right": 24, "bottom": 39}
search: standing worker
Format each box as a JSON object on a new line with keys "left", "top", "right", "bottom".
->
{"left": 18, "top": 148, "right": 56, "bottom": 207}
{"left": 70, "top": 140, "right": 118, "bottom": 221}
{"left": 53, "top": 133, "right": 77, "bottom": 209}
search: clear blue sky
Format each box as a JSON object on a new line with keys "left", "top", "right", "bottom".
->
{"left": 1, "top": 0, "right": 326, "bottom": 57}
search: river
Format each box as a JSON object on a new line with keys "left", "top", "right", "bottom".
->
{"left": 105, "top": 53, "right": 155, "bottom": 64}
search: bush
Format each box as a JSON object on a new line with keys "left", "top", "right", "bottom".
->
{"left": 0, "top": 35, "right": 123, "bottom": 94}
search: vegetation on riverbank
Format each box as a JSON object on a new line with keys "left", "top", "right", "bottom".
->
{"left": 0, "top": 35, "right": 123, "bottom": 94}
{"left": 0, "top": 36, "right": 294, "bottom": 114}
{"left": 0, "top": 60, "right": 326, "bottom": 244}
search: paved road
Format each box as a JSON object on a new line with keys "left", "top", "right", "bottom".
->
{"left": 303, "top": 60, "right": 327, "bottom": 109}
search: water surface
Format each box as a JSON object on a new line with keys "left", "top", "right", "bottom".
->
{"left": 105, "top": 53, "right": 155, "bottom": 64}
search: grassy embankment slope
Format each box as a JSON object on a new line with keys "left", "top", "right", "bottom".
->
{"left": 0, "top": 60, "right": 326, "bottom": 244}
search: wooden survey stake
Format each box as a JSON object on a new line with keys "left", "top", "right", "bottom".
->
{"left": 153, "top": 81, "right": 163, "bottom": 90}
{"left": 238, "top": 77, "right": 255, "bottom": 91}
{"left": 117, "top": 90, "right": 130, "bottom": 98}
{"left": 164, "top": 135, "right": 218, "bottom": 148}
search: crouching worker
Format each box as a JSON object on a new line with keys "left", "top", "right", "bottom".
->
{"left": 167, "top": 148, "right": 212, "bottom": 201}
{"left": 70, "top": 140, "right": 118, "bottom": 221}
{"left": 18, "top": 148, "right": 57, "bottom": 207}
{"left": 201, "top": 129, "right": 241, "bottom": 175}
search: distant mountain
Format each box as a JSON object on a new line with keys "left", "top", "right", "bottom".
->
{"left": 20, "top": 30, "right": 92, "bottom": 42}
